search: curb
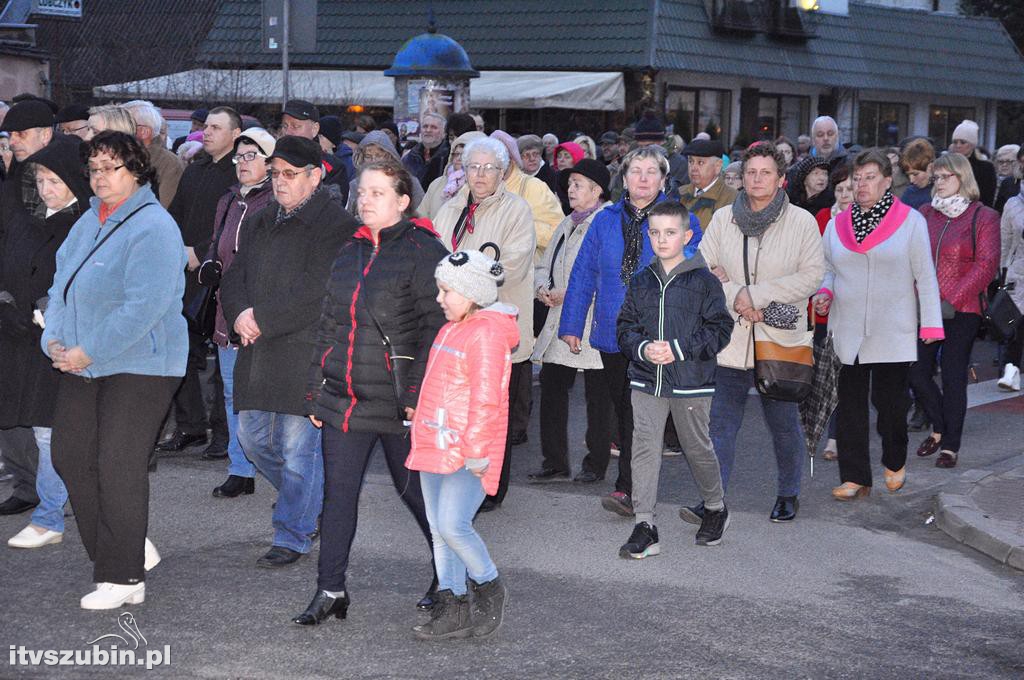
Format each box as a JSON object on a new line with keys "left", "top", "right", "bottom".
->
{"left": 933, "top": 453, "right": 1024, "bottom": 571}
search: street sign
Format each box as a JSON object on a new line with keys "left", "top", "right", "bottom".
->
{"left": 262, "top": 0, "right": 317, "bottom": 54}
{"left": 31, "top": 0, "right": 82, "bottom": 18}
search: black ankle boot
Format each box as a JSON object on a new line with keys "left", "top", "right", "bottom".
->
{"left": 416, "top": 574, "right": 439, "bottom": 611}
{"left": 469, "top": 576, "right": 507, "bottom": 638}
{"left": 412, "top": 589, "right": 472, "bottom": 640}
{"left": 291, "top": 590, "right": 349, "bottom": 625}
{"left": 212, "top": 475, "right": 255, "bottom": 498}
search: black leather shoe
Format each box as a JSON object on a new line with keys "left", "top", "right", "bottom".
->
{"left": 678, "top": 502, "right": 705, "bottom": 525}
{"left": 155, "top": 430, "right": 208, "bottom": 452}
{"left": 202, "top": 440, "right": 229, "bottom": 459}
{"left": 573, "top": 470, "right": 604, "bottom": 483}
{"left": 770, "top": 496, "right": 799, "bottom": 522}
{"left": 256, "top": 546, "right": 303, "bottom": 568}
{"left": 527, "top": 468, "right": 569, "bottom": 483}
{"left": 509, "top": 431, "right": 528, "bottom": 446}
{"left": 212, "top": 475, "right": 255, "bottom": 498}
{"left": 292, "top": 590, "right": 349, "bottom": 625}
{"left": 417, "top": 574, "right": 440, "bottom": 611}
{"left": 0, "top": 496, "right": 37, "bottom": 516}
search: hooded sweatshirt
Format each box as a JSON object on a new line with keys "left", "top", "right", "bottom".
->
{"left": 346, "top": 130, "right": 425, "bottom": 218}
{"left": 405, "top": 302, "right": 520, "bottom": 496}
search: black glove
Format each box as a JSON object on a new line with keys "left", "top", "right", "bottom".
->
{"left": 197, "top": 259, "right": 223, "bottom": 286}
{"left": 0, "top": 300, "right": 31, "bottom": 339}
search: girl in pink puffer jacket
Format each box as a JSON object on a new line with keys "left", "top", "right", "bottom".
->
{"left": 405, "top": 249, "right": 519, "bottom": 642}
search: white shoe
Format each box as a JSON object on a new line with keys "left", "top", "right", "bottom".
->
{"left": 661, "top": 448, "right": 683, "bottom": 457}
{"left": 997, "top": 364, "right": 1021, "bottom": 391}
{"left": 80, "top": 582, "right": 145, "bottom": 610}
{"left": 7, "top": 525, "right": 62, "bottom": 549}
{"left": 144, "top": 538, "right": 160, "bottom": 571}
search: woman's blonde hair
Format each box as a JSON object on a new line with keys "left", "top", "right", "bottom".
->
{"left": 87, "top": 104, "right": 136, "bottom": 137}
{"left": 931, "top": 152, "right": 980, "bottom": 202}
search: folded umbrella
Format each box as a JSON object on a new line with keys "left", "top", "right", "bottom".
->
{"left": 799, "top": 333, "right": 842, "bottom": 479}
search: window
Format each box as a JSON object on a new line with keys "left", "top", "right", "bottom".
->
{"left": 858, "top": 101, "right": 909, "bottom": 147}
{"left": 665, "top": 87, "right": 731, "bottom": 142}
{"left": 929, "top": 105, "right": 976, "bottom": 148}
{"left": 756, "top": 94, "right": 809, "bottom": 141}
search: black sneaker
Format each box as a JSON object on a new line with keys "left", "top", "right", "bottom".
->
{"left": 695, "top": 505, "right": 730, "bottom": 546}
{"left": 678, "top": 501, "right": 705, "bottom": 525}
{"left": 618, "top": 522, "right": 660, "bottom": 559}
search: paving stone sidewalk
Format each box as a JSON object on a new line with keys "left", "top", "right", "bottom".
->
{"left": 935, "top": 452, "right": 1024, "bottom": 571}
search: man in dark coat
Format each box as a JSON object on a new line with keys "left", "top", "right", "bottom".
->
{"left": 219, "top": 136, "right": 356, "bottom": 568}
{"left": 158, "top": 106, "right": 241, "bottom": 455}
{"left": 0, "top": 99, "right": 59, "bottom": 516}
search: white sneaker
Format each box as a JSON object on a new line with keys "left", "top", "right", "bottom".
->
{"left": 662, "top": 448, "right": 683, "bottom": 457}
{"left": 997, "top": 364, "right": 1021, "bottom": 391}
{"left": 80, "top": 582, "right": 145, "bottom": 610}
{"left": 144, "top": 538, "right": 160, "bottom": 571}
{"left": 8, "top": 524, "right": 62, "bottom": 549}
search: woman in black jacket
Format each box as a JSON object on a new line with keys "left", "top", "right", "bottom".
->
{"left": 1, "top": 135, "right": 90, "bottom": 548}
{"left": 293, "top": 159, "right": 449, "bottom": 626}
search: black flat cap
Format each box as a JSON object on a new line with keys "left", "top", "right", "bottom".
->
{"left": 269, "top": 135, "right": 322, "bottom": 169}
{"left": 0, "top": 99, "right": 55, "bottom": 133}
{"left": 684, "top": 138, "right": 725, "bottom": 158}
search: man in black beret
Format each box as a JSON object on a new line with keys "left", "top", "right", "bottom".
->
{"left": 56, "top": 104, "right": 91, "bottom": 140}
{"left": 679, "top": 137, "right": 735, "bottom": 230}
{"left": 0, "top": 98, "right": 61, "bottom": 516}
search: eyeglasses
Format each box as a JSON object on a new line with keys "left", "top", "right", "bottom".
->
{"left": 232, "top": 151, "right": 267, "bottom": 164}
{"left": 932, "top": 172, "right": 956, "bottom": 182}
{"left": 269, "top": 166, "right": 313, "bottom": 180}
{"left": 466, "top": 163, "right": 501, "bottom": 176}
{"left": 61, "top": 124, "right": 89, "bottom": 135}
{"left": 87, "top": 164, "right": 125, "bottom": 177}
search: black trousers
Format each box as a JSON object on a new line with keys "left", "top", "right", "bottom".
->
{"left": 51, "top": 373, "right": 178, "bottom": 584}
{"left": 538, "top": 363, "right": 610, "bottom": 475}
{"left": 908, "top": 312, "right": 981, "bottom": 454}
{"left": 168, "top": 331, "right": 210, "bottom": 436}
{"left": 836, "top": 361, "right": 911, "bottom": 487}
{"left": 509, "top": 357, "right": 532, "bottom": 436}
{"left": 0, "top": 426, "right": 39, "bottom": 503}
{"left": 491, "top": 360, "right": 533, "bottom": 504}
{"left": 586, "top": 351, "right": 633, "bottom": 494}
{"left": 317, "top": 424, "right": 433, "bottom": 591}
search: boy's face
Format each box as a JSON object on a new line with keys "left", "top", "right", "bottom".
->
{"left": 648, "top": 215, "right": 692, "bottom": 262}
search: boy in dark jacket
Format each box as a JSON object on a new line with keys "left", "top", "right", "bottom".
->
{"left": 616, "top": 201, "right": 734, "bottom": 557}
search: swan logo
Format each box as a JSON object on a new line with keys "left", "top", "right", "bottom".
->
{"left": 8, "top": 612, "right": 171, "bottom": 669}
{"left": 86, "top": 612, "right": 147, "bottom": 649}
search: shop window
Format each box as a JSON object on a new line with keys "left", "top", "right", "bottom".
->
{"left": 857, "top": 101, "right": 908, "bottom": 148}
{"left": 756, "top": 94, "right": 809, "bottom": 141}
{"left": 929, "top": 105, "right": 976, "bottom": 148}
{"left": 666, "top": 87, "right": 731, "bottom": 142}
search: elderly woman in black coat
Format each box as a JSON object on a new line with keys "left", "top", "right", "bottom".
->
{"left": 1, "top": 135, "right": 90, "bottom": 549}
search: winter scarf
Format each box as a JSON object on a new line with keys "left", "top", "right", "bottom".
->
{"left": 620, "top": 197, "right": 654, "bottom": 285}
{"left": 930, "top": 193, "right": 972, "bottom": 219}
{"left": 851, "top": 190, "right": 894, "bottom": 243}
{"left": 732, "top": 188, "right": 788, "bottom": 238}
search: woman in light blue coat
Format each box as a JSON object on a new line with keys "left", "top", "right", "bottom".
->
{"left": 41, "top": 131, "right": 187, "bottom": 610}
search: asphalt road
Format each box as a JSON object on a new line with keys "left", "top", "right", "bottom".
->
{"left": 1, "top": 340, "right": 1022, "bottom": 679}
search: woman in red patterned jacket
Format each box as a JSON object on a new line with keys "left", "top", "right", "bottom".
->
{"left": 910, "top": 153, "right": 1000, "bottom": 469}
{"left": 405, "top": 249, "right": 519, "bottom": 641}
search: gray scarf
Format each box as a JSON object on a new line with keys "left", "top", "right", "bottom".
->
{"left": 732, "top": 188, "right": 788, "bottom": 238}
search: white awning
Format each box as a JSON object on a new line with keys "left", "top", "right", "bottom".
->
{"left": 93, "top": 69, "right": 625, "bottom": 111}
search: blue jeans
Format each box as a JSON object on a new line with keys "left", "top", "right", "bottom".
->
{"left": 420, "top": 468, "right": 498, "bottom": 596}
{"left": 30, "top": 427, "right": 67, "bottom": 532}
{"left": 218, "top": 347, "right": 255, "bottom": 478}
{"left": 237, "top": 411, "right": 323, "bottom": 553}
{"left": 709, "top": 367, "right": 806, "bottom": 498}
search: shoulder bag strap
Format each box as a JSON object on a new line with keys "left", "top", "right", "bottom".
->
{"left": 356, "top": 245, "right": 391, "bottom": 347}
{"left": 62, "top": 203, "right": 154, "bottom": 303}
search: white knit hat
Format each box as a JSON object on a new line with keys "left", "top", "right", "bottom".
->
{"left": 952, "top": 120, "right": 979, "bottom": 146}
{"left": 435, "top": 250, "right": 504, "bottom": 307}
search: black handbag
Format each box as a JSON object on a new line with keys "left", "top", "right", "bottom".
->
{"left": 743, "top": 236, "right": 814, "bottom": 402}
{"left": 985, "top": 283, "right": 1021, "bottom": 341}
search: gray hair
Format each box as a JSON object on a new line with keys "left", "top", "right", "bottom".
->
{"left": 811, "top": 116, "right": 838, "bottom": 136}
{"left": 420, "top": 111, "right": 446, "bottom": 127}
{"left": 122, "top": 99, "right": 164, "bottom": 134}
{"left": 462, "top": 137, "right": 509, "bottom": 171}
{"left": 620, "top": 145, "right": 670, "bottom": 179}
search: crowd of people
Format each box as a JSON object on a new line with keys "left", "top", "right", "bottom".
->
{"left": 0, "top": 91, "right": 1021, "bottom": 642}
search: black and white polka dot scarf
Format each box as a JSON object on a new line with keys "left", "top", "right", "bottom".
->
{"left": 850, "top": 190, "right": 894, "bottom": 243}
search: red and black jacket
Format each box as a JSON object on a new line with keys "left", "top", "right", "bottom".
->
{"left": 307, "top": 219, "right": 449, "bottom": 434}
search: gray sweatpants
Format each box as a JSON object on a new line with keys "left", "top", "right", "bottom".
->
{"left": 630, "top": 391, "right": 723, "bottom": 525}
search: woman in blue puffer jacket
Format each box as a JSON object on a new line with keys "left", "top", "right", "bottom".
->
{"left": 558, "top": 145, "right": 701, "bottom": 516}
